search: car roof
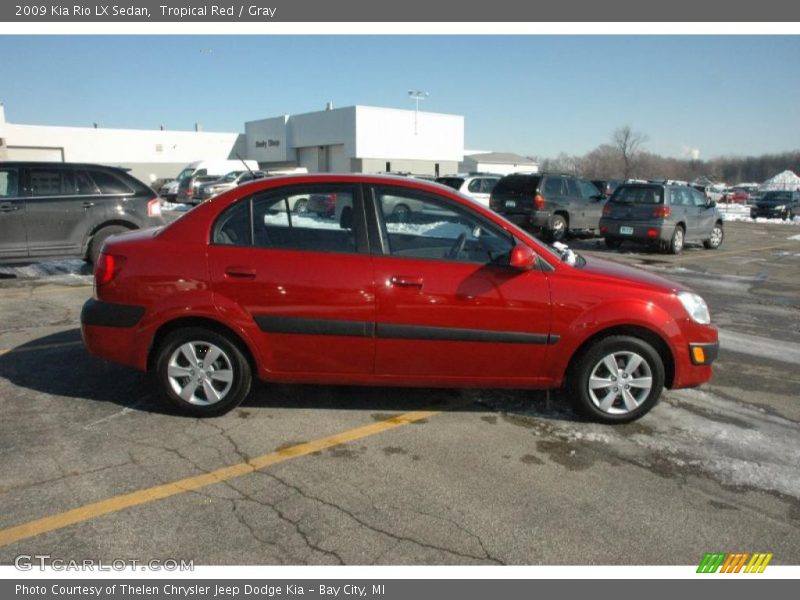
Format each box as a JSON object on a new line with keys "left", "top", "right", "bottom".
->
{"left": 0, "top": 161, "right": 129, "bottom": 171}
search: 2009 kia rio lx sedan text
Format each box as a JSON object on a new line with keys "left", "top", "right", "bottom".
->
{"left": 80, "top": 174, "right": 719, "bottom": 423}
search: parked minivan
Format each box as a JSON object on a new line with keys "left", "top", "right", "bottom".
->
{"left": 0, "top": 161, "right": 164, "bottom": 264}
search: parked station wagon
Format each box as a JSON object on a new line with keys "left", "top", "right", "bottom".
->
{"left": 599, "top": 182, "right": 724, "bottom": 254}
{"left": 81, "top": 174, "right": 718, "bottom": 423}
{"left": 0, "top": 161, "right": 164, "bottom": 263}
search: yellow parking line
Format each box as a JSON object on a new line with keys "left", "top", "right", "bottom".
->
{"left": 0, "top": 405, "right": 451, "bottom": 548}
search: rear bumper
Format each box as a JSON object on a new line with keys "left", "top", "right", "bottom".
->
{"left": 81, "top": 299, "right": 146, "bottom": 370}
{"left": 498, "top": 210, "right": 552, "bottom": 230}
{"left": 600, "top": 219, "right": 675, "bottom": 243}
{"left": 750, "top": 206, "right": 790, "bottom": 218}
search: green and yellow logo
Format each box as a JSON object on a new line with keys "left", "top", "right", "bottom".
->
{"left": 697, "top": 552, "right": 773, "bottom": 573}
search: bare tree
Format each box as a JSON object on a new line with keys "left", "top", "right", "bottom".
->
{"left": 613, "top": 126, "right": 648, "bottom": 179}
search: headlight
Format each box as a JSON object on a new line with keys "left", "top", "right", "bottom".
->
{"left": 774, "top": 205, "right": 786, "bottom": 211}
{"left": 677, "top": 291, "right": 710, "bottom": 324}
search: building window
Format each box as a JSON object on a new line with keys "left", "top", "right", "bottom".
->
{"left": 435, "top": 163, "right": 440, "bottom": 176}
{"left": 385, "top": 162, "right": 391, "bottom": 172}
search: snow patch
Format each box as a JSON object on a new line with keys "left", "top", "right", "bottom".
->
{"left": 718, "top": 329, "right": 800, "bottom": 364}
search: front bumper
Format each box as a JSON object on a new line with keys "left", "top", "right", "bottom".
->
{"left": 750, "top": 206, "right": 789, "bottom": 219}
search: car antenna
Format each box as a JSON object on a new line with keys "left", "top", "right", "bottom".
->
{"left": 236, "top": 153, "right": 254, "bottom": 176}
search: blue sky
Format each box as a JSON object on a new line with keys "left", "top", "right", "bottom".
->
{"left": 1, "top": 35, "right": 798, "bottom": 159}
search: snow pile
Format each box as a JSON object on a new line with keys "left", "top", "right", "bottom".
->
{"left": 0, "top": 259, "right": 92, "bottom": 283}
{"left": 759, "top": 170, "right": 800, "bottom": 191}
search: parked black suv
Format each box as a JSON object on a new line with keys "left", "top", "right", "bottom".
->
{"left": 489, "top": 173, "right": 606, "bottom": 241}
{"left": 0, "top": 162, "right": 165, "bottom": 264}
{"left": 750, "top": 190, "right": 800, "bottom": 221}
{"left": 599, "top": 182, "right": 724, "bottom": 254}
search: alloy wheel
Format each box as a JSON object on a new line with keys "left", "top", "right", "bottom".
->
{"left": 587, "top": 351, "right": 654, "bottom": 415}
{"left": 166, "top": 341, "right": 234, "bottom": 406}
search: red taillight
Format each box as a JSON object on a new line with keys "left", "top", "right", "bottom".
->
{"left": 534, "top": 193, "right": 545, "bottom": 210}
{"left": 147, "top": 197, "right": 161, "bottom": 217}
{"left": 96, "top": 253, "right": 126, "bottom": 287}
{"left": 647, "top": 229, "right": 659, "bottom": 238}
{"left": 653, "top": 206, "right": 671, "bottom": 218}
{"left": 325, "top": 193, "right": 337, "bottom": 209}
{"left": 602, "top": 204, "right": 612, "bottom": 217}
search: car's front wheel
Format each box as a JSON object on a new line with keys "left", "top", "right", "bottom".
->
{"left": 87, "top": 225, "right": 130, "bottom": 264}
{"left": 156, "top": 327, "right": 252, "bottom": 417}
{"left": 567, "top": 335, "right": 665, "bottom": 424}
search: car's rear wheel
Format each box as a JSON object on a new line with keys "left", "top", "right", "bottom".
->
{"left": 293, "top": 198, "right": 308, "bottom": 214}
{"left": 156, "top": 327, "right": 252, "bottom": 417}
{"left": 392, "top": 204, "right": 411, "bottom": 223}
{"left": 87, "top": 225, "right": 130, "bottom": 264}
{"left": 783, "top": 209, "right": 794, "bottom": 221}
{"left": 604, "top": 237, "right": 623, "bottom": 250}
{"left": 703, "top": 222, "right": 724, "bottom": 249}
{"left": 567, "top": 335, "right": 665, "bottom": 424}
{"left": 547, "top": 214, "right": 568, "bottom": 242}
{"left": 667, "top": 225, "right": 684, "bottom": 255}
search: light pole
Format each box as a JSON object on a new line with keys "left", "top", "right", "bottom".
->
{"left": 408, "top": 90, "right": 429, "bottom": 135}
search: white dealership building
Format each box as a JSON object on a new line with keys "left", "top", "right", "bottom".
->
{"left": 0, "top": 103, "right": 464, "bottom": 184}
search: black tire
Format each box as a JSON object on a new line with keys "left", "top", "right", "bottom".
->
{"left": 87, "top": 225, "right": 130, "bottom": 264}
{"left": 293, "top": 198, "right": 308, "bottom": 214}
{"left": 604, "top": 237, "right": 623, "bottom": 250}
{"left": 782, "top": 209, "right": 793, "bottom": 222}
{"left": 392, "top": 204, "right": 411, "bottom": 223}
{"left": 703, "top": 222, "right": 724, "bottom": 249}
{"left": 566, "top": 335, "right": 665, "bottom": 424}
{"left": 667, "top": 225, "right": 685, "bottom": 255}
{"left": 156, "top": 327, "right": 252, "bottom": 417}
{"left": 547, "top": 214, "right": 568, "bottom": 242}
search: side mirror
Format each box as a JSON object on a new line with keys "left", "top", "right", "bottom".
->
{"left": 707, "top": 200, "right": 717, "bottom": 208}
{"left": 509, "top": 244, "right": 536, "bottom": 271}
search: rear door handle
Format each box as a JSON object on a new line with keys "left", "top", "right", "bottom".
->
{"left": 390, "top": 275, "right": 423, "bottom": 288}
{"left": 224, "top": 266, "right": 257, "bottom": 279}
{"left": 82, "top": 201, "right": 95, "bottom": 208}
{"left": 0, "top": 203, "right": 20, "bottom": 213}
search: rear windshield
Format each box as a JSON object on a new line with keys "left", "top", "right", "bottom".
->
{"left": 610, "top": 184, "right": 664, "bottom": 205}
{"left": 435, "top": 177, "right": 465, "bottom": 190}
{"left": 492, "top": 175, "right": 542, "bottom": 196}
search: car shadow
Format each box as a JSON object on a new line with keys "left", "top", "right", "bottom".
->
{"left": 0, "top": 329, "right": 583, "bottom": 423}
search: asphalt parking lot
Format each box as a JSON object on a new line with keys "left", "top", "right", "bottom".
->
{"left": 0, "top": 220, "right": 798, "bottom": 566}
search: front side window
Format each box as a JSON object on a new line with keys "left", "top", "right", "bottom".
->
{"left": 375, "top": 187, "right": 513, "bottom": 265}
{"left": 0, "top": 168, "right": 19, "bottom": 198}
{"left": 690, "top": 189, "right": 708, "bottom": 207}
{"left": 578, "top": 179, "right": 601, "bottom": 199}
{"left": 467, "top": 178, "right": 483, "bottom": 193}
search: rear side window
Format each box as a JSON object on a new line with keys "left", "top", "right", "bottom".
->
{"left": 212, "top": 186, "right": 361, "bottom": 255}
{"left": 492, "top": 175, "right": 541, "bottom": 196}
{"left": 543, "top": 177, "right": 565, "bottom": 197}
{"left": 0, "top": 167, "right": 19, "bottom": 198}
{"left": 29, "top": 168, "right": 75, "bottom": 196}
{"left": 89, "top": 170, "right": 133, "bottom": 194}
{"left": 611, "top": 185, "right": 664, "bottom": 205}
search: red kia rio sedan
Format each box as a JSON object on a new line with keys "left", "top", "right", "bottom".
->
{"left": 81, "top": 174, "right": 718, "bottom": 423}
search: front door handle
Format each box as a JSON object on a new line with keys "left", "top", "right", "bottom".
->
{"left": 82, "top": 201, "right": 95, "bottom": 208}
{"left": 224, "top": 266, "right": 257, "bottom": 279}
{"left": 390, "top": 275, "right": 424, "bottom": 288}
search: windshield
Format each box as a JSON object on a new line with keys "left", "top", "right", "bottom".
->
{"left": 610, "top": 185, "right": 664, "bottom": 204}
{"left": 435, "top": 177, "right": 465, "bottom": 190}
{"left": 176, "top": 168, "right": 194, "bottom": 181}
{"left": 493, "top": 175, "right": 542, "bottom": 196}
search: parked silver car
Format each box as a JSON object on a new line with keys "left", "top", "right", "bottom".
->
{"left": 195, "top": 170, "right": 268, "bottom": 202}
{"left": 599, "top": 182, "right": 724, "bottom": 254}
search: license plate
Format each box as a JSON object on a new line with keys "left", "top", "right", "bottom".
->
{"left": 505, "top": 200, "right": 516, "bottom": 208}
{"left": 620, "top": 226, "right": 634, "bottom": 235}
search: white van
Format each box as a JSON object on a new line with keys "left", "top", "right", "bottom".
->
{"left": 161, "top": 160, "right": 260, "bottom": 203}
